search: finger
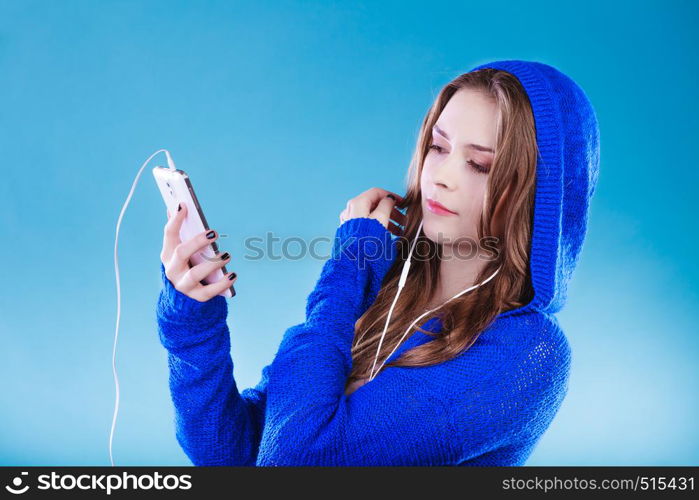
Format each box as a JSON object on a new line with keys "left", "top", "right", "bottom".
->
{"left": 170, "top": 271, "right": 203, "bottom": 298}
{"left": 171, "top": 227, "right": 220, "bottom": 273}
{"left": 350, "top": 188, "right": 402, "bottom": 219}
{"left": 196, "top": 271, "right": 238, "bottom": 301}
{"left": 368, "top": 195, "right": 396, "bottom": 229}
{"left": 364, "top": 188, "right": 403, "bottom": 214}
{"left": 349, "top": 187, "right": 388, "bottom": 217}
{"left": 167, "top": 209, "right": 171, "bottom": 220}
{"left": 347, "top": 197, "right": 370, "bottom": 219}
{"left": 161, "top": 202, "right": 187, "bottom": 264}
{"left": 188, "top": 251, "right": 232, "bottom": 284}
{"left": 360, "top": 186, "right": 403, "bottom": 202}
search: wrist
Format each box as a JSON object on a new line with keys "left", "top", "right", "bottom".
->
{"left": 333, "top": 217, "right": 396, "bottom": 271}
{"left": 157, "top": 262, "right": 228, "bottom": 326}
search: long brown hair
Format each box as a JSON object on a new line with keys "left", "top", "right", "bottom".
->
{"left": 346, "top": 68, "right": 539, "bottom": 391}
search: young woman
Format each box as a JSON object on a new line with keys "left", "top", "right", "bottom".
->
{"left": 156, "top": 59, "right": 600, "bottom": 466}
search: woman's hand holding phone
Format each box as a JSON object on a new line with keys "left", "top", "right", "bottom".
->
{"left": 161, "top": 203, "right": 238, "bottom": 303}
{"left": 338, "top": 187, "right": 406, "bottom": 237}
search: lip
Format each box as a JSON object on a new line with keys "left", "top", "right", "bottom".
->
{"left": 426, "top": 198, "right": 458, "bottom": 216}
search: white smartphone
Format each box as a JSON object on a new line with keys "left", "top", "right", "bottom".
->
{"left": 152, "top": 166, "right": 235, "bottom": 298}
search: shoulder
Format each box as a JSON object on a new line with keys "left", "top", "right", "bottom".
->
{"left": 483, "top": 311, "right": 571, "bottom": 373}
{"left": 378, "top": 312, "right": 572, "bottom": 461}
{"left": 442, "top": 312, "right": 571, "bottom": 381}
{"left": 443, "top": 311, "right": 572, "bottom": 430}
{"left": 485, "top": 312, "right": 572, "bottom": 395}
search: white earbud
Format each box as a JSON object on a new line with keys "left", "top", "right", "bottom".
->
{"left": 368, "top": 218, "right": 501, "bottom": 381}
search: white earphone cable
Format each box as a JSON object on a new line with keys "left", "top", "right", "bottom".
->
{"left": 110, "top": 149, "right": 176, "bottom": 467}
{"left": 367, "top": 220, "right": 423, "bottom": 379}
{"left": 368, "top": 263, "right": 500, "bottom": 381}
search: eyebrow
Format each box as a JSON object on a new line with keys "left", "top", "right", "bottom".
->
{"left": 432, "top": 124, "right": 494, "bottom": 154}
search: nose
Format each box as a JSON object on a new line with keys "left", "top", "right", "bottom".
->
{"left": 431, "top": 154, "right": 459, "bottom": 191}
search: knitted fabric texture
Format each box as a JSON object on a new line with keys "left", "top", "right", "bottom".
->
{"left": 156, "top": 59, "right": 600, "bottom": 466}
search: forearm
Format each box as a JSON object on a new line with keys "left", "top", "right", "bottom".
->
{"left": 156, "top": 263, "right": 263, "bottom": 465}
{"left": 304, "top": 217, "right": 395, "bottom": 334}
{"left": 257, "top": 218, "right": 421, "bottom": 465}
{"left": 162, "top": 328, "right": 261, "bottom": 466}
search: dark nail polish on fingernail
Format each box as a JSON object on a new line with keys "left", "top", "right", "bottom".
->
{"left": 228, "top": 272, "right": 237, "bottom": 281}
{"left": 387, "top": 194, "right": 396, "bottom": 200}
{"left": 177, "top": 203, "right": 182, "bottom": 212}
{"left": 220, "top": 252, "right": 230, "bottom": 260}
{"left": 206, "top": 230, "right": 216, "bottom": 239}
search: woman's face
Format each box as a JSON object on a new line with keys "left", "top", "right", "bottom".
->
{"left": 419, "top": 88, "right": 497, "bottom": 251}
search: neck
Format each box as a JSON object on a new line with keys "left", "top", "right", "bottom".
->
{"left": 427, "top": 243, "right": 490, "bottom": 310}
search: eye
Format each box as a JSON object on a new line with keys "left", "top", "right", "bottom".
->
{"left": 429, "top": 142, "right": 489, "bottom": 174}
{"left": 468, "top": 160, "right": 489, "bottom": 174}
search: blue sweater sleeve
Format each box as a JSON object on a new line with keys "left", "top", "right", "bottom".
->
{"left": 255, "top": 218, "right": 567, "bottom": 465}
{"left": 155, "top": 216, "right": 396, "bottom": 466}
{"left": 157, "top": 217, "right": 563, "bottom": 465}
{"left": 156, "top": 262, "right": 268, "bottom": 466}
{"left": 255, "top": 217, "right": 468, "bottom": 466}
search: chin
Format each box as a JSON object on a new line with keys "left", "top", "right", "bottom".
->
{"left": 422, "top": 217, "right": 458, "bottom": 245}
{"left": 424, "top": 214, "right": 477, "bottom": 246}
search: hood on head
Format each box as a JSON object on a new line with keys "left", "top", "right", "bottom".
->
{"left": 469, "top": 60, "right": 601, "bottom": 315}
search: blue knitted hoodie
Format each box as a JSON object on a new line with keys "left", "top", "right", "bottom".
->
{"left": 156, "top": 59, "right": 600, "bottom": 466}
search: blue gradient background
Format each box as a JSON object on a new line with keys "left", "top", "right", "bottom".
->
{"left": 1, "top": 0, "right": 696, "bottom": 466}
